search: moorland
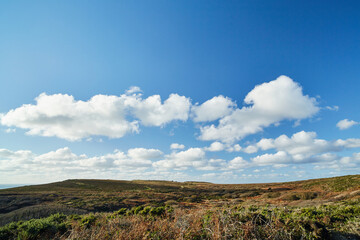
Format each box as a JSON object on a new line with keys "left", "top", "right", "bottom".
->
{"left": 0, "top": 175, "right": 359, "bottom": 239}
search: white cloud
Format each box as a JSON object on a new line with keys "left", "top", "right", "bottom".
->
{"left": 243, "top": 145, "right": 258, "bottom": 154}
{"left": 251, "top": 130, "right": 360, "bottom": 157}
{"left": 34, "top": 147, "right": 85, "bottom": 165}
{"left": 227, "top": 157, "right": 249, "bottom": 170}
{"left": 340, "top": 153, "right": 360, "bottom": 165}
{"left": 252, "top": 151, "right": 291, "bottom": 166}
{"left": 199, "top": 76, "right": 319, "bottom": 143}
{"left": 153, "top": 148, "right": 206, "bottom": 170}
{"left": 170, "top": 143, "right": 185, "bottom": 150}
{"left": 0, "top": 148, "right": 34, "bottom": 162}
{"left": 205, "top": 141, "right": 225, "bottom": 152}
{"left": 336, "top": 119, "right": 359, "bottom": 130}
{"left": 0, "top": 90, "right": 191, "bottom": 141}
{"left": 126, "top": 86, "right": 142, "bottom": 94}
{"left": 262, "top": 131, "right": 337, "bottom": 159}
{"left": 246, "top": 131, "right": 360, "bottom": 166}
{"left": 314, "top": 152, "right": 360, "bottom": 170}
{"left": 0, "top": 78, "right": 320, "bottom": 143}
{"left": 1, "top": 141, "right": 360, "bottom": 183}
{"left": 127, "top": 148, "right": 163, "bottom": 160}
{"left": 256, "top": 138, "right": 274, "bottom": 150}
{"left": 5, "top": 128, "right": 16, "bottom": 133}
{"left": 226, "top": 144, "right": 242, "bottom": 152}
{"left": 191, "top": 95, "right": 236, "bottom": 122}
{"left": 130, "top": 94, "right": 191, "bottom": 127}
{"left": 0, "top": 93, "right": 139, "bottom": 141}
{"left": 0, "top": 146, "right": 164, "bottom": 176}
{"left": 152, "top": 147, "right": 235, "bottom": 171}
{"left": 325, "top": 106, "right": 339, "bottom": 111}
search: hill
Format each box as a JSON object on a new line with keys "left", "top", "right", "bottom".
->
{"left": 1, "top": 175, "right": 359, "bottom": 225}
{"left": 0, "top": 175, "right": 359, "bottom": 239}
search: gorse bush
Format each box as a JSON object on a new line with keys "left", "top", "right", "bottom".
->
{"left": 107, "top": 206, "right": 171, "bottom": 219}
{"left": 80, "top": 214, "right": 97, "bottom": 228}
{"left": 0, "top": 213, "right": 68, "bottom": 240}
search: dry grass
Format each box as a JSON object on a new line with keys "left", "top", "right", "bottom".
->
{"left": 3, "top": 201, "right": 358, "bottom": 240}
{"left": 57, "top": 203, "right": 359, "bottom": 240}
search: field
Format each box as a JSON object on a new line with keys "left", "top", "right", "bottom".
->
{"left": 0, "top": 175, "right": 359, "bottom": 239}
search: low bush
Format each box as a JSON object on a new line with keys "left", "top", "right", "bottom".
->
{"left": 0, "top": 213, "right": 68, "bottom": 240}
{"left": 80, "top": 214, "right": 97, "bottom": 228}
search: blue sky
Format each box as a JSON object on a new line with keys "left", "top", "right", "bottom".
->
{"left": 0, "top": 0, "right": 360, "bottom": 184}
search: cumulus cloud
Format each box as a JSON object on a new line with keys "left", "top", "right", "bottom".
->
{"left": 1, "top": 77, "right": 320, "bottom": 143}
{"left": 268, "top": 131, "right": 359, "bottom": 154}
{"left": 126, "top": 86, "right": 142, "bottom": 94}
{"left": 0, "top": 93, "right": 138, "bottom": 141}
{"left": 243, "top": 145, "right": 258, "bottom": 154}
{"left": 246, "top": 131, "right": 360, "bottom": 166}
{"left": 226, "top": 144, "right": 242, "bottom": 152}
{"left": 227, "top": 157, "right": 249, "bottom": 169}
{"left": 334, "top": 138, "right": 360, "bottom": 148}
{"left": 153, "top": 147, "right": 251, "bottom": 171}
{"left": 199, "top": 76, "right": 319, "bottom": 143}
{"left": 191, "top": 95, "right": 236, "bottom": 122}
{"left": 252, "top": 151, "right": 291, "bottom": 166}
{"left": 0, "top": 148, "right": 33, "bottom": 163}
{"left": 170, "top": 143, "right": 185, "bottom": 150}
{"left": 0, "top": 90, "right": 191, "bottom": 141}
{"left": 205, "top": 142, "right": 225, "bottom": 152}
{"left": 130, "top": 94, "right": 191, "bottom": 127}
{"left": 153, "top": 148, "right": 207, "bottom": 170}
{"left": 314, "top": 152, "right": 360, "bottom": 171}
{"left": 127, "top": 148, "right": 163, "bottom": 160}
{"left": 0, "top": 147, "right": 164, "bottom": 175}
{"left": 33, "top": 147, "right": 85, "bottom": 165}
{"left": 1, "top": 138, "right": 360, "bottom": 183}
{"left": 1, "top": 146, "right": 252, "bottom": 182}
{"left": 257, "top": 131, "right": 338, "bottom": 159}
{"left": 336, "top": 119, "right": 359, "bottom": 130}
{"left": 340, "top": 152, "right": 360, "bottom": 166}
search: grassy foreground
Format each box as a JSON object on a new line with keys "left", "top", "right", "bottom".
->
{"left": 0, "top": 175, "right": 359, "bottom": 239}
{"left": 0, "top": 200, "right": 359, "bottom": 239}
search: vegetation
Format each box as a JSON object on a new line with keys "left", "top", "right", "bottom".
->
{"left": 0, "top": 200, "right": 359, "bottom": 239}
{"left": 0, "top": 175, "right": 359, "bottom": 239}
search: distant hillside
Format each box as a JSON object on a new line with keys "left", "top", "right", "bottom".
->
{"left": 3, "top": 174, "right": 360, "bottom": 193}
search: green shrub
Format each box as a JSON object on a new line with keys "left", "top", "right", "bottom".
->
{"left": 133, "top": 206, "right": 144, "bottom": 215}
{"left": 80, "top": 214, "right": 97, "bottom": 228}
{"left": 0, "top": 213, "right": 68, "bottom": 240}
{"left": 150, "top": 206, "right": 166, "bottom": 216}
{"left": 139, "top": 206, "right": 152, "bottom": 215}
{"left": 116, "top": 208, "right": 128, "bottom": 215}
